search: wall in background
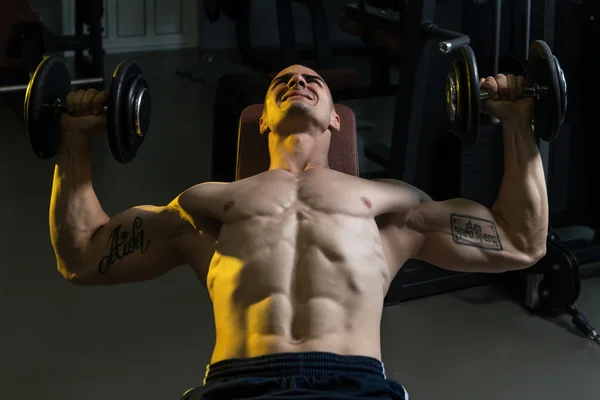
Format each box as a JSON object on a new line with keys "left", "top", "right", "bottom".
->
{"left": 61, "top": 0, "right": 199, "bottom": 54}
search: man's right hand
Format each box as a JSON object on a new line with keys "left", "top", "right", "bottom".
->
{"left": 60, "top": 88, "right": 108, "bottom": 138}
{"left": 479, "top": 74, "right": 534, "bottom": 124}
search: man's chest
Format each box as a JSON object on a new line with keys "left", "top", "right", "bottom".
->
{"left": 217, "top": 170, "right": 380, "bottom": 222}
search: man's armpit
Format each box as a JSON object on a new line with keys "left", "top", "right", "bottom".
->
{"left": 450, "top": 213, "right": 503, "bottom": 251}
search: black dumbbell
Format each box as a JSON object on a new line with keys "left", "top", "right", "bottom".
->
{"left": 23, "top": 55, "right": 151, "bottom": 163}
{"left": 445, "top": 41, "right": 567, "bottom": 147}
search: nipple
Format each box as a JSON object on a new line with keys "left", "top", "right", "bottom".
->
{"left": 361, "top": 197, "right": 372, "bottom": 209}
{"left": 223, "top": 201, "right": 235, "bottom": 212}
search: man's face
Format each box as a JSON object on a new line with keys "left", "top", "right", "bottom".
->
{"left": 260, "top": 65, "right": 340, "bottom": 135}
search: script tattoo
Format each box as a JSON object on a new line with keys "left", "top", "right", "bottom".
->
{"left": 98, "top": 217, "right": 150, "bottom": 273}
{"left": 450, "top": 213, "right": 503, "bottom": 251}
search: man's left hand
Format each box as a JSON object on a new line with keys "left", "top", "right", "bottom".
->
{"left": 480, "top": 74, "right": 534, "bottom": 123}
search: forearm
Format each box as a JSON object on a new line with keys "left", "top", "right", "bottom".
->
{"left": 50, "top": 134, "right": 109, "bottom": 268}
{"left": 492, "top": 118, "right": 548, "bottom": 254}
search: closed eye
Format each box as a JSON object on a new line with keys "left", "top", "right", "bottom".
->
{"left": 305, "top": 76, "right": 324, "bottom": 87}
{"left": 271, "top": 78, "right": 286, "bottom": 88}
{"left": 270, "top": 73, "right": 325, "bottom": 89}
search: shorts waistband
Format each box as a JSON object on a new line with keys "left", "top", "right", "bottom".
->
{"left": 203, "top": 352, "right": 386, "bottom": 385}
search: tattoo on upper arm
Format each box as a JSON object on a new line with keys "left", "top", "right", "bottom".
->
{"left": 450, "top": 214, "right": 503, "bottom": 251}
{"left": 98, "top": 217, "right": 151, "bottom": 273}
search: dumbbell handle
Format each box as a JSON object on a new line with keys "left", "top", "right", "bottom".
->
{"left": 43, "top": 101, "right": 108, "bottom": 114}
{"left": 0, "top": 76, "right": 104, "bottom": 94}
{"left": 480, "top": 84, "right": 548, "bottom": 101}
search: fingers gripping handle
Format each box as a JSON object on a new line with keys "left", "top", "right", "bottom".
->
{"left": 43, "top": 99, "right": 108, "bottom": 115}
{"left": 480, "top": 84, "right": 548, "bottom": 101}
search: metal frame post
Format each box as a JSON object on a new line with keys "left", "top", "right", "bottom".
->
{"left": 388, "top": 1, "right": 437, "bottom": 182}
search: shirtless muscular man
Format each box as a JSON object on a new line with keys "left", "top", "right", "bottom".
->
{"left": 50, "top": 65, "right": 548, "bottom": 399}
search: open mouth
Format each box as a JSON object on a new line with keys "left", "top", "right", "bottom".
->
{"left": 282, "top": 91, "right": 313, "bottom": 102}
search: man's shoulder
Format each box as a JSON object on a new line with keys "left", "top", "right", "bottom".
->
{"left": 173, "top": 181, "right": 232, "bottom": 214}
{"left": 371, "top": 178, "right": 433, "bottom": 202}
{"left": 181, "top": 181, "right": 231, "bottom": 197}
{"left": 175, "top": 175, "right": 276, "bottom": 208}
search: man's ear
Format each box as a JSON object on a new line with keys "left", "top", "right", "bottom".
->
{"left": 329, "top": 111, "right": 341, "bottom": 133}
{"left": 259, "top": 113, "right": 269, "bottom": 135}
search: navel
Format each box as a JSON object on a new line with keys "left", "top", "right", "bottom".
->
{"left": 223, "top": 201, "right": 235, "bottom": 212}
{"left": 361, "top": 196, "right": 372, "bottom": 209}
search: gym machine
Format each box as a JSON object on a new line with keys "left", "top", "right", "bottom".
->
{"left": 339, "top": 1, "right": 496, "bottom": 303}
{"left": 203, "top": 0, "right": 366, "bottom": 74}
{"left": 183, "top": 0, "right": 401, "bottom": 101}
{"left": 58, "top": 0, "right": 105, "bottom": 80}
{"left": 340, "top": 1, "right": 475, "bottom": 177}
{"left": 0, "top": 0, "right": 105, "bottom": 105}
{"left": 180, "top": 0, "right": 363, "bottom": 86}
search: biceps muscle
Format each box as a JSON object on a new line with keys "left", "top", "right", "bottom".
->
{"left": 66, "top": 206, "right": 188, "bottom": 284}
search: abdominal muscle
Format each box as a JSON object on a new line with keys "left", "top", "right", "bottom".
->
{"left": 205, "top": 208, "right": 390, "bottom": 364}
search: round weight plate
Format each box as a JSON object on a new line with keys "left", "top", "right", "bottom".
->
{"left": 554, "top": 56, "right": 567, "bottom": 125}
{"left": 125, "top": 74, "right": 151, "bottom": 140}
{"left": 457, "top": 45, "right": 480, "bottom": 147}
{"left": 456, "top": 60, "right": 470, "bottom": 135}
{"left": 107, "top": 60, "right": 150, "bottom": 164}
{"left": 445, "top": 67, "right": 458, "bottom": 126}
{"left": 527, "top": 40, "right": 561, "bottom": 142}
{"left": 204, "top": 0, "right": 221, "bottom": 22}
{"left": 24, "top": 55, "right": 70, "bottom": 159}
{"left": 446, "top": 61, "right": 462, "bottom": 135}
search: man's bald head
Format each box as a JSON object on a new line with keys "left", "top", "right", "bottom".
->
{"left": 260, "top": 65, "right": 340, "bottom": 136}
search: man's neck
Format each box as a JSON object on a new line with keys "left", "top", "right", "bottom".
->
{"left": 268, "top": 131, "right": 330, "bottom": 174}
